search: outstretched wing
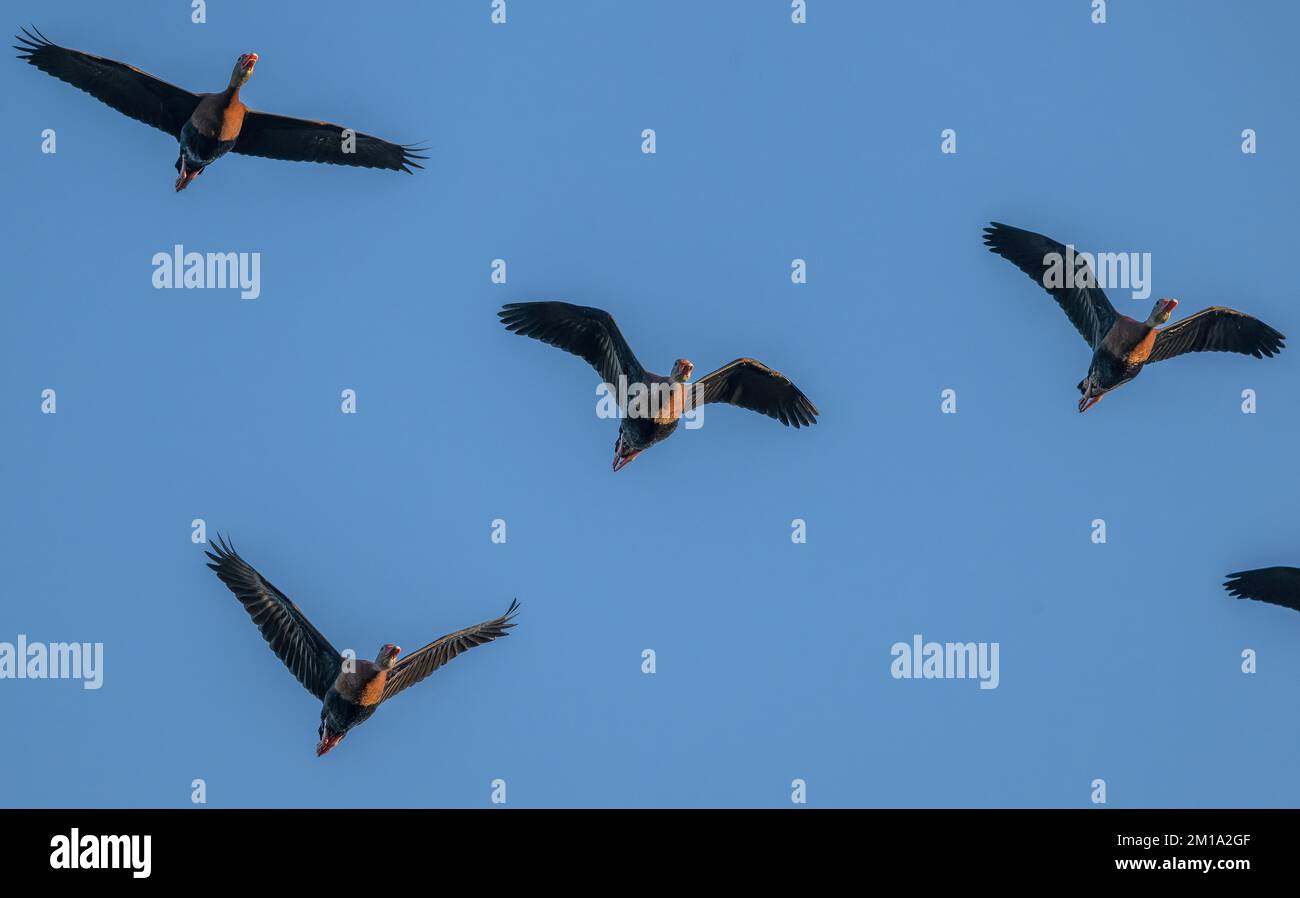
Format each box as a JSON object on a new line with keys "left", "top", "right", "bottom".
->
{"left": 233, "top": 110, "right": 425, "bottom": 172}
{"left": 692, "top": 358, "right": 819, "bottom": 427}
{"left": 380, "top": 600, "right": 519, "bottom": 704}
{"left": 14, "top": 27, "right": 197, "bottom": 136}
{"left": 499, "top": 302, "right": 646, "bottom": 386}
{"left": 983, "top": 221, "right": 1118, "bottom": 349}
{"left": 1223, "top": 567, "right": 1300, "bottom": 614}
{"left": 205, "top": 536, "right": 343, "bottom": 700}
{"left": 1148, "top": 307, "right": 1285, "bottom": 363}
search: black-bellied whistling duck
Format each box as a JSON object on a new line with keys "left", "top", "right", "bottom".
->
{"left": 983, "top": 222, "right": 1285, "bottom": 412}
{"left": 15, "top": 27, "right": 424, "bottom": 191}
{"left": 205, "top": 537, "right": 517, "bottom": 756}
{"left": 1224, "top": 568, "right": 1300, "bottom": 615}
{"left": 499, "top": 301, "right": 818, "bottom": 471}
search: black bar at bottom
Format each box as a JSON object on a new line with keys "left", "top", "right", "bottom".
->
{"left": 0, "top": 808, "right": 1283, "bottom": 881}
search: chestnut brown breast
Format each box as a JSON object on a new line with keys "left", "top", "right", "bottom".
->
{"left": 357, "top": 670, "right": 389, "bottom": 707}
{"left": 1123, "top": 328, "right": 1159, "bottom": 365}
{"left": 331, "top": 664, "right": 388, "bottom": 706}
{"left": 651, "top": 383, "right": 689, "bottom": 426}
{"left": 218, "top": 102, "right": 246, "bottom": 142}
{"left": 1101, "top": 317, "right": 1156, "bottom": 363}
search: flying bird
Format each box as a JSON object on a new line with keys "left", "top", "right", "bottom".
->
{"left": 1223, "top": 567, "right": 1300, "bottom": 616}
{"left": 499, "top": 301, "right": 819, "bottom": 471}
{"left": 983, "top": 222, "right": 1285, "bottom": 412}
{"left": 15, "top": 27, "right": 425, "bottom": 191}
{"left": 205, "top": 537, "right": 516, "bottom": 756}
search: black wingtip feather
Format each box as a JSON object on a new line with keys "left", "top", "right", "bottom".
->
{"left": 982, "top": 222, "right": 1008, "bottom": 247}
{"left": 501, "top": 598, "right": 521, "bottom": 628}
{"left": 14, "top": 26, "right": 49, "bottom": 59}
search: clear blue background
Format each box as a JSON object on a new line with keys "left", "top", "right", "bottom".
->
{"left": 2, "top": 0, "right": 1298, "bottom": 808}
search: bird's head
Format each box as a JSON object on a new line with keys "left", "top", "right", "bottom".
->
{"left": 230, "top": 52, "right": 258, "bottom": 88}
{"left": 376, "top": 643, "right": 401, "bottom": 669}
{"left": 1147, "top": 297, "right": 1178, "bottom": 326}
{"left": 670, "top": 358, "right": 694, "bottom": 383}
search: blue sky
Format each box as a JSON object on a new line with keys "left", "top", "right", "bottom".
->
{"left": 3, "top": 0, "right": 1299, "bottom": 808}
